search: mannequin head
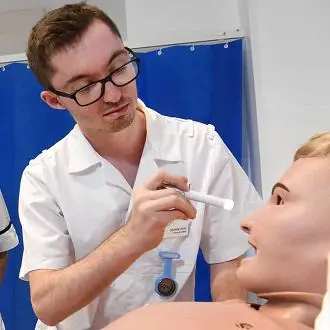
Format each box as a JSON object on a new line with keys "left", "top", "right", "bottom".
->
{"left": 238, "top": 133, "right": 330, "bottom": 295}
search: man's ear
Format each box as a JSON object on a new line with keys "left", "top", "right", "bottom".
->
{"left": 40, "top": 91, "right": 66, "bottom": 110}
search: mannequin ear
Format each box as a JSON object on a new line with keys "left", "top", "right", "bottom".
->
{"left": 40, "top": 91, "right": 66, "bottom": 110}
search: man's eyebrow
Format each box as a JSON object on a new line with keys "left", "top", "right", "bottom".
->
{"left": 63, "top": 49, "right": 127, "bottom": 89}
{"left": 271, "top": 182, "right": 290, "bottom": 195}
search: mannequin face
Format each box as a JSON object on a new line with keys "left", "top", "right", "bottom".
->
{"left": 238, "top": 157, "right": 330, "bottom": 294}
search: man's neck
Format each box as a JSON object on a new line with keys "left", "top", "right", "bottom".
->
{"left": 82, "top": 110, "right": 146, "bottom": 162}
{"left": 258, "top": 292, "right": 323, "bottom": 328}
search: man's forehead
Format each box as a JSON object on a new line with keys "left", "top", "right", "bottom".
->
{"left": 52, "top": 45, "right": 126, "bottom": 72}
{"left": 49, "top": 20, "right": 124, "bottom": 84}
{"left": 50, "top": 44, "right": 125, "bottom": 88}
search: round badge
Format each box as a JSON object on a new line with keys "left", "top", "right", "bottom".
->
{"left": 157, "top": 277, "right": 177, "bottom": 297}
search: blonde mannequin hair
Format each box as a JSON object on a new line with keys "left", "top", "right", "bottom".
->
{"left": 294, "top": 133, "right": 330, "bottom": 161}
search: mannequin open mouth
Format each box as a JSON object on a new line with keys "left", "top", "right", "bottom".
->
{"left": 248, "top": 241, "right": 257, "bottom": 253}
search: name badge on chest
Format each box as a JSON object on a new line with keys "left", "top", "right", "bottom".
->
{"left": 163, "top": 220, "right": 190, "bottom": 239}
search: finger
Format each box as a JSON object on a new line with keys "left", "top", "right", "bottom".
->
{"left": 133, "top": 187, "right": 179, "bottom": 205}
{"left": 148, "top": 194, "right": 197, "bottom": 219}
{"left": 144, "top": 170, "right": 189, "bottom": 191}
{"left": 140, "top": 187, "right": 184, "bottom": 201}
{"left": 158, "top": 209, "right": 190, "bottom": 225}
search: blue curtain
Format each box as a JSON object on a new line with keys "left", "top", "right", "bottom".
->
{"left": 0, "top": 39, "right": 242, "bottom": 329}
{"left": 0, "top": 64, "right": 75, "bottom": 330}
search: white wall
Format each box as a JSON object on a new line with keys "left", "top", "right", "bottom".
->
{"left": 125, "top": 0, "right": 241, "bottom": 48}
{"left": 0, "top": 0, "right": 241, "bottom": 57}
{"left": 0, "top": 7, "right": 44, "bottom": 55}
{"left": 0, "top": 0, "right": 127, "bottom": 56}
{"left": 245, "top": 0, "right": 330, "bottom": 197}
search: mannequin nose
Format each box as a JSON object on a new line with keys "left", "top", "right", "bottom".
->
{"left": 240, "top": 200, "right": 266, "bottom": 234}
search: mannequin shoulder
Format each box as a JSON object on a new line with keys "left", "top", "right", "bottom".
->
{"left": 105, "top": 300, "right": 310, "bottom": 330}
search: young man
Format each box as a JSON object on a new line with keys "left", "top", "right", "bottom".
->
{"left": 19, "top": 2, "right": 260, "bottom": 329}
{"left": 0, "top": 190, "right": 19, "bottom": 330}
{"left": 105, "top": 132, "right": 330, "bottom": 330}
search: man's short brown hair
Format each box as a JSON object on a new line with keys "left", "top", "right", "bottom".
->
{"left": 27, "top": 1, "right": 122, "bottom": 89}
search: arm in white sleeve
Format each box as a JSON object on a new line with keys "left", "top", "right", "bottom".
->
{"left": 0, "top": 190, "right": 18, "bottom": 253}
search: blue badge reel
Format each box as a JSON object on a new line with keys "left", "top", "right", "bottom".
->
{"left": 155, "top": 251, "right": 181, "bottom": 298}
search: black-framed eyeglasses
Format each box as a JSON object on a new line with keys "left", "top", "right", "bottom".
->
{"left": 49, "top": 47, "right": 140, "bottom": 107}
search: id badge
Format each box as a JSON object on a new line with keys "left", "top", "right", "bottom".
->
{"left": 163, "top": 220, "right": 190, "bottom": 239}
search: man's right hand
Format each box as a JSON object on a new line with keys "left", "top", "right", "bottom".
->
{"left": 26, "top": 170, "right": 196, "bottom": 326}
{"left": 125, "top": 170, "right": 197, "bottom": 252}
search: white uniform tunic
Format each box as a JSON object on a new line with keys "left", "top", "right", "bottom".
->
{"left": 19, "top": 100, "right": 261, "bottom": 329}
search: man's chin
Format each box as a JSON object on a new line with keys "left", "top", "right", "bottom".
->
{"left": 104, "top": 108, "right": 135, "bottom": 133}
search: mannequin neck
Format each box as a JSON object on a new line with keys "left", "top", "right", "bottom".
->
{"left": 258, "top": 292, "right": 323, "bottom": 328}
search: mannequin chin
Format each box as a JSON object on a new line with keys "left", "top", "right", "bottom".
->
{"left": 315, "top": 254, "right": 330, "bottom": 330}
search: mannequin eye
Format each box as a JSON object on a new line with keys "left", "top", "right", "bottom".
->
{"left": 276, "top": 195, "right": 284, "bottom": 205}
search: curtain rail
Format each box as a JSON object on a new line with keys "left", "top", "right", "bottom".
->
{"left": 0, "top": 34, "right": 244, "bottom": 66}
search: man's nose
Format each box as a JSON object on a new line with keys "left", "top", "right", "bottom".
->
{"left": 103, "top": 81, "right": 121, "bottom": 103}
